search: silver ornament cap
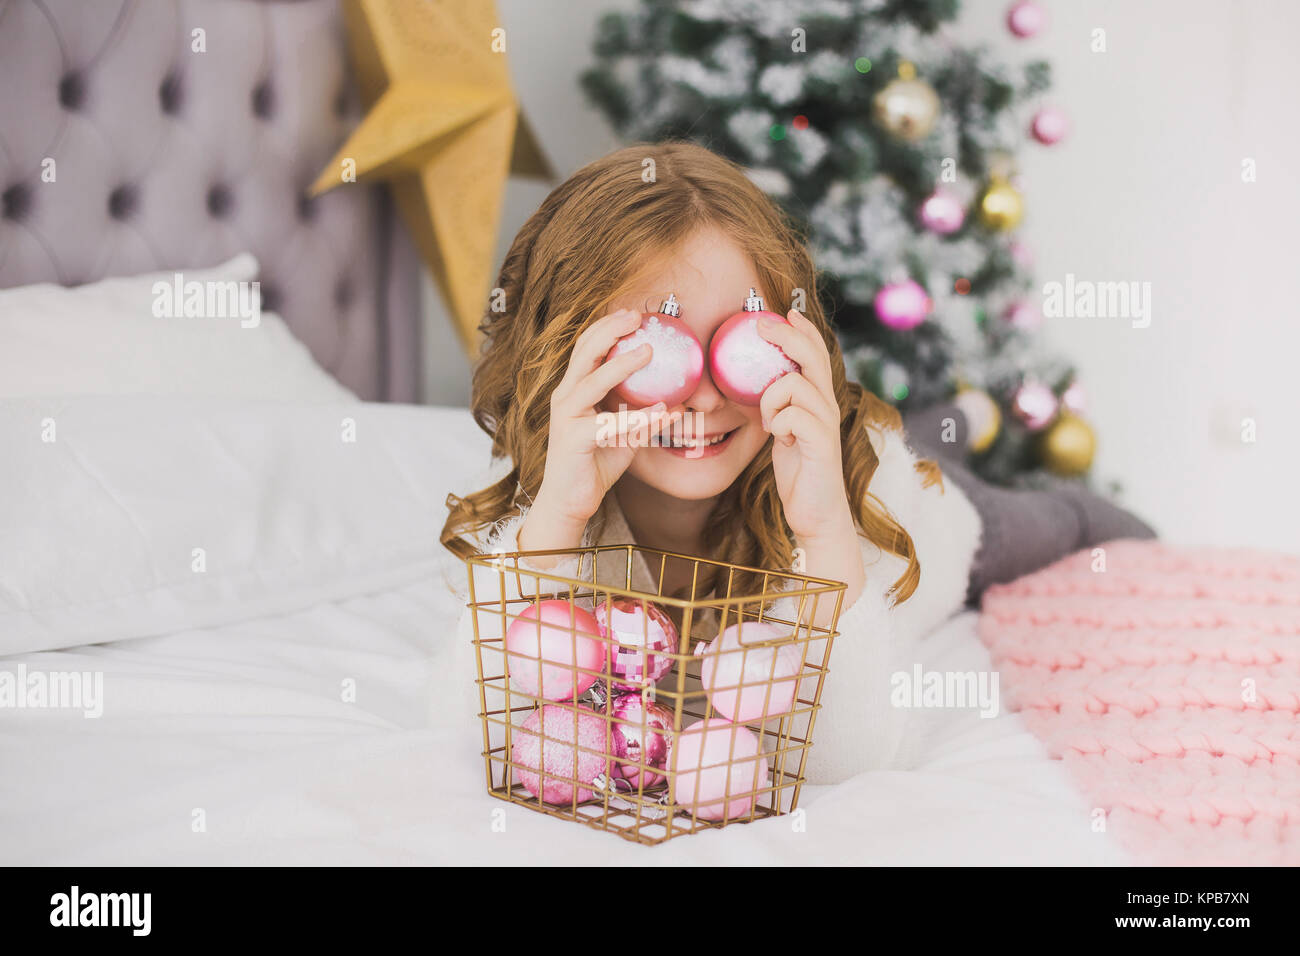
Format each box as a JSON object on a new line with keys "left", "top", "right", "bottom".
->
{"left": 659, "top": 292, "right": 680, "bottom": 317}
{"left": 742, "top": 288, "right": 765, "bottom": 312}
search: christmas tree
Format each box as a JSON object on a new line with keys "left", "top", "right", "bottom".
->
{"left": 582, "top": 0, "right": 1094, "bottom": 487}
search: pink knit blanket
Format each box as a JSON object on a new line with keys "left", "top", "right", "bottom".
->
{"left": 978, "top": 539, "right": 1300, "bottom": 865}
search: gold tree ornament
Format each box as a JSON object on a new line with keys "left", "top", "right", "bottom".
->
{"left": 310, "top": 0, "right": 555, "bottom": 352}
{"left": 954, "top": 387, "right": 1001, "bottom": 453}
{"left": 977, "top": 177, "right": 1025, "bottom": 231}
{"left": 1041, "top": 413, "right": 1096, "bottom": 476}
{"left": 872, "top": 62, "right": 940, "bottom": 142}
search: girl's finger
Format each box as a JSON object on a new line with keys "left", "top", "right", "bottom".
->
{"left": 591, "top": 403, "right": 671, "bottom": 450}
{"left": 756, "top": 312, "right": 835, "bottom": 400}
{"left": 760, "top": 370, "right": 837, "bottom": 431}
{"left": 768, "top": 404, "right": 826, "bottom": 451}
{"left": 564, "top": 342, "right": 656, "bottom": 412}
{"left": 556, "top": 309, "right": 644, "bottom": 396}
{"left": 785, "top": 308, "right": 822, "bottom": 340}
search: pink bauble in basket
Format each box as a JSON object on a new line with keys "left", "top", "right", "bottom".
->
{"left": 609, "top": 692, "right": 674, "bottom": 789}
{"left": 512, "top": 705, "right": 611, "bottom": 804}
{"left": 698, "top": 620, "right": 801, "bottom": 722}
{"left": 505, "top": 600, "right": 605, "bottom": 701}
{"left": 595, "top": 597, "right": 679, "bottom": 691}
{"left": 670, "top": 718, "right": 770, "bottom": 821}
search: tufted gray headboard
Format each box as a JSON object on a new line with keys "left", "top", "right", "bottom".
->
{"left": 0, "top": 0, "right": 422, "bottom": 401}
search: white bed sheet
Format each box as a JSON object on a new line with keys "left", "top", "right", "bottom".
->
{"left": 0, "top": 395, "right": 1125, "bottom": 864}
{"left": 0, "top": 578, "right": 1128, "bottom": 866}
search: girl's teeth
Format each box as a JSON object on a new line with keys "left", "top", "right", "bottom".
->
{"left": 668, "top": 433, "right": 728, "bottom": 448}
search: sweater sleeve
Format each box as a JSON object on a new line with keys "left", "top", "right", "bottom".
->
{"left": 799, "top": 576, "right": 909, "bottom": 784}
{"left": 448, "top": 499, "right": 601, "bottom": 606}
{"left": 445, "top": 503, "right": 603, "bottom": 741}
{"left": 800, "top": 421, "right": 983, "bottom": 784}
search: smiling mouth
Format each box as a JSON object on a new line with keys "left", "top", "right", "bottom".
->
{"left": 653, "top": 427, "right": 740, "bottom": 456}
{"left": 661, "top": 430, "right": 732, "bottom": 449}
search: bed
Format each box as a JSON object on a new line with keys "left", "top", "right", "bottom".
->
{"left": 0, "top": 0, "right": 1125, "bottom": 865}
{"left": 0, "top": 395, "right": 1121, "bottom": 865}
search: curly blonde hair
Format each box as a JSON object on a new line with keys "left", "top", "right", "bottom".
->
{"left": 441, "top": 142, "right": 942, "bottom": 603}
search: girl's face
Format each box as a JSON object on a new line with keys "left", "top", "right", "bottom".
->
{"left": 601, "top": 227, "right": 770, "bottom": 501}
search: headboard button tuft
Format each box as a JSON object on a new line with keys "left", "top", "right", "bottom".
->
{"left": 335, "top": 278, "right": 354, "bottom": 309}
{"left": 159, "top": 73, "right": 183, "bottom": 114}
{"left": 297, "top": 192, "right": 317, "bottom": 222}
{"left": 58, "top": 71, "right": 86, "bottom": 110}
{"left": 207, "top": 184, "right": 234, "bottom": 218}
{"left": 108, "top": 185, "right": 138, "bottom": 220}
{"left": 2, "top": 184, "right": 32, "bottom": 221}
{"left": 261, "top": 284, "right": 281, "bottom": 313}
{"left": 252, "top": 81, "right": 275, "bottom": 119}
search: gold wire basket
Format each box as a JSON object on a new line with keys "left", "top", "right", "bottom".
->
{"left": 465, "top": 544, "right": 846, "bottom": 846}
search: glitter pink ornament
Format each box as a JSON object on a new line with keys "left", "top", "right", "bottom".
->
{"left": 608, "top": 693, "right": 675, "bottom": 789}
{"left": 707, "top": 288, "right": 799, "bottom": 406}
{"left": 874, "top": 279, "right": 932, "bottom": 330}
{"left": 1031, "top": 107, "right": 1069, "bottom": 145}
{"left": 670, "top": 718, "right": 771, "bottom": 821}
{"left": 1006, "top": 1, "right": 1046, "bottom": 38}
{"left": 1012, "top": 381, "right": 1059, "bottom": 431}
{"left": 1003, "top": 300, "right": 1043, "bottom": 331}
{"left": 505, "top": 600, "right": 606, "bottom": 701}
{"left": 595, "top": 597, "right": 679, "bottom": 691}
{"left": 698, "top": 620, "right": 802, "bottom": 723}
{"left": 512, "top": 704, "right": 612, "bottom": 804}
{"left": 919, "top": 189, "right": 966, "bottom": 235}
{"left": 606, "top": 294, "right": 704, "bottom": 408}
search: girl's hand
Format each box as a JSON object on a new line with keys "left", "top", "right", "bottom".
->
{"left": 520, "top": 309, "right": 671, "bottom": 554}
{"left": 758, "top": 309, "right": 866, "bottom": 614}
{"left": 757, "top": 309, "right": 853, "bottom": 540}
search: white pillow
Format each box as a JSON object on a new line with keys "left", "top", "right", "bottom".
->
{"left": 0, "top": 395, "right": 490, "bottom": 655}
{"left": 0, "top": 254, "right": 357, "bottom": 402}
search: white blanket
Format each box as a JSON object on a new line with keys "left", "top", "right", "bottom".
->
{"left": 0, "top": 397, "right": 1126, "bottom": 864}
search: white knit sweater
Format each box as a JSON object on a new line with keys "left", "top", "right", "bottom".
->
{"left": 449, "top": 420, "right": 982, "bottom": 785}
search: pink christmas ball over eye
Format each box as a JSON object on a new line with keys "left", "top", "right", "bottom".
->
{"left": 605, "top": 294, "right": 704, "bottom": 408}
{"left": 504, "top": 600, "right": 606, "bottom": 701}
{"left": 608, "top": 693, "right": 675, "bottom": 789}
{"left": 698, "top": 620, "right": 802, "bottom": 723}
{"left": 595, "top": 597, "right": 679, "bottom": 691}
{"left": 708, "top": 288, "right": 799, "bottom": 406}
{"left": 512, "top": 704, "right": 611, "bottom": 804}
{"left": 670, "top": 718, "right": 770, "bottom": 821}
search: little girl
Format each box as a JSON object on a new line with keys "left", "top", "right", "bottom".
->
{"left": 444, "top": 142, "right": 1153, "bottom": 782}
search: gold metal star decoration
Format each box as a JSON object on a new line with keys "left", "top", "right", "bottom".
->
{"left": 310, "top": 0, "right": 554, "bottom": 353}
